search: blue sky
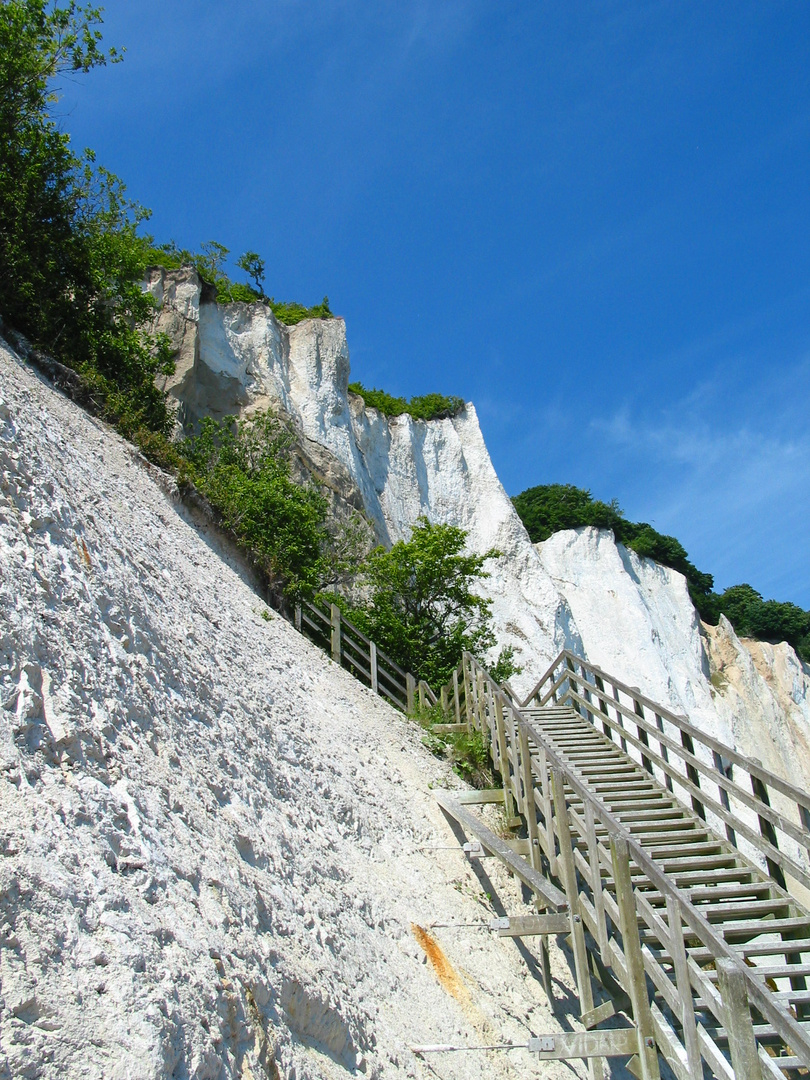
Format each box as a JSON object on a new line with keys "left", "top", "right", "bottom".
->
{"left": 57, "top": 1, "right": 810, "bottom": 607}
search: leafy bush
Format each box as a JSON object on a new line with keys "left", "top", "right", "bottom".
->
{"left": 348, "top": 382, "right": 465, "bottom": 421}
{"left": 0, "top": 1, "right": 175, "bottom": 439}
{"left": 512, "top": 483, "right": 810, "bottom": 662}
{"left": 345, "top": 517, "right": 518, "bottom": 687}
{"left": 512, "top": 483, "right": 624, "bottom": 541}
{"left": 180, "top": 411, "right": 336, "bottom": 603}
{"left": 414, "top": 704, "right": 495, "bottom": 788}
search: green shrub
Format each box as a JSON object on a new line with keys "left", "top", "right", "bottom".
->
{"left": 345, "top": 517, "right": 517, "bottom": 688}
{"left": 146, "top": 241, "right": 333, "bottom": 323}
{"left": 180, "top": 411, "right": 334, "bottom": 603}
{"left": 348, "top": 382, "right": 465, "bottom": 421}
{"left": 267, "top": 295, "right": 333, "bottom": 325}
{"left": 413, "top": 704, "right": 495, "bottom": 788}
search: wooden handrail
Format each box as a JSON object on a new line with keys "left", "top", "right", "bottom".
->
{"left": 456, "top": 651, "right": 810, "bottom": 1076}
{"left": 293, "top": 598, "right": 446, "bottom": 714}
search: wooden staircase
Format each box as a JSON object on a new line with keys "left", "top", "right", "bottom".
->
{"left": 433, "top": 651, "right": 810, "bottom": 1079}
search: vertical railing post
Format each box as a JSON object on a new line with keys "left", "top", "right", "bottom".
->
{"left": 294, "top": 603, "right": 302, "bottom": 631}
{"left": 406, "top": 673, "right": 416, "bottom": 713}
{"left": 713, "top": 751, "right": 736, "bottom": 846}
{"left": 610, "top": 836, "right": 661, "bottom": 1080}
{"left": 462, "top": 656, "right": 473, "bottom": 733}
{"left": 537, "top": 743, "right": 556, "bottom": 875}
{"left": 716, "top": 959, "right": 763, "bottom": 1080}
{"left": 418, "top": 680, "right": 426, "bottom": 710}
{"left": 440, "top": 684, "right": 448, "bottom": 716}
{"left": 369, "top": 641, "right": 378, "bottom": 694}
{"left": 750, "top": 761, "right": 786, "bottom": 889}
{"left": 656, "top": 713, "right": 673, "bottom": 791}
{"left": 633, "top": 695, "right": 653, "bottom": 775}
{"left": 664, "top": 896, "right": 701, "bottom": 1077}
{"left": 680, "top": 728, "right": 706, "bottom": 820}
{"left": 565, "top": 655, "right": 580, "bottom": 715}
{"left": 613, "top": 685, "right": 628, "bottom": 753}
{"left": 518, "top": 721, "right": 553, "bottom": 999}
{"left": 330, "top": 603, "right": 342, "bottom": 664}
{"left": 551, "top": 768, "right": 602, "bottom": 1080}
{"left": 494, "top": 693, "right": 516, "bottom": 821}
{"left": 453, "top": 668, "right": 461, "bottom": 724}
{"left": 584, "top": 801, "right": 609, "bottom": 963}
{"left": 595, "top": 674, "right": 612, "bottom": 741}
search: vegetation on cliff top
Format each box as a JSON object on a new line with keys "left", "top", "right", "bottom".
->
{"left": 513, "top": 483, "right": 810, "bottom": 662}
{"left": 348, "top": 382, "right": 465, "bottom": 421}
{"left": 146, "top": 240, "right": 334, "bottom": 324}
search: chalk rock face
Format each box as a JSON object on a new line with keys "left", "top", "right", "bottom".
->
{"left": 149, "top": 270, "right": 809, "bottom": 776}
{"left": 703, "top": 616, "right": 810, "bottom": 790}
{"left": 149, "top": 270, "right": 579, "bottom": 686}
{"left": 536, "top": 527, "right": 810, "bottom": 791}
{"left": 0, "top": 340, "right": 588, "bottom": 1080}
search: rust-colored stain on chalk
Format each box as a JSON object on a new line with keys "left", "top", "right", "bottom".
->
{"left": 411, "top": 924, "right": 471, "bottom": 1004}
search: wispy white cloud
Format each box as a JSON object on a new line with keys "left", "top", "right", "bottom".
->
{"left": 589, "top": 356, "right": 810, "bottom": 604}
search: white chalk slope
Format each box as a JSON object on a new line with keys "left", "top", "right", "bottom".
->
{"left": 0, "top": 343, "right": 596, "bottom": 1080}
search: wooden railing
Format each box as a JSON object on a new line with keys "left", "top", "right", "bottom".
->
{"left": 294, "top": 599, "right": 440, "bottom": 714}
{"left": 520, "top": 650, "right": 810, "bottom": 898}
{"left": 446, "top": 651, "right": 810, "bottom": 1079}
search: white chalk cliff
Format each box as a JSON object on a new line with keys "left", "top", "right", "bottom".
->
{"left": 149, "top": 268, "right": 809, "bottom": 790}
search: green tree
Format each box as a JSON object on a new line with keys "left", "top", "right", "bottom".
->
{"left": 0, "top": 0, "right": 174, "bottom": 438}
{"left": 511, "top": 483, "right": 625, "bottom": 542}
{"left": 347, "top": 517, "right": 512, "bottom": 687}
{"left": 236, "top": 250, "right": 266, "bottom": 297}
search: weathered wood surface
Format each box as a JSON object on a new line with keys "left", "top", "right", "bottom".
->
{"left": 438, "top": 652, "right": 810, "bottom": 1078}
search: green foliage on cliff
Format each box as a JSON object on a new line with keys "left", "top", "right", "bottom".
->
{"left": 180, "top": 411, "right": 337, "bottom": 602}
{"left": 147, "top": 240, "right": 334, "bottom": 324}
{"left": 0, "top": 0, "right": 175, "bottom": 439}
{"left": 343, "top": 517, "right": 519, "bottom": 687}
{"left": 512, "top": 483, "right": 810, "bottom": 662}
{"left": 348, "top": 383, "right": 465, "bottom": 421}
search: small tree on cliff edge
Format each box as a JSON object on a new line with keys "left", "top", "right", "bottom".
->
{"left": 348, "top": 517, "right": 517, "bottom": 688}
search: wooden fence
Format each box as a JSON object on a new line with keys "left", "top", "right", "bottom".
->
{"left": 294, "top": 599, "right": 441, "bottom": 714}
{"left": 436, "top": 650, "right": 810, "bottom": 1078}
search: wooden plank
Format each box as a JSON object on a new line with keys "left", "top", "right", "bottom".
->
{"left": 665, "top": 895, "right": 702, "bottom": 1077}
{"left": 369, "top": 640, "right": 378, "bottom": 693}
{"left": 580, "top": 999, "right": 617, "bottom": 1029}
{"left": 491, "top": 913, "right": 570, "bottom": 936}
{"left": 550, "top": 769, "right": 603, "bottom": 1080}
{"left": 455, "top": 787, "right": 505, "bottom": 805}
{"left": 434, "top": 791, "right": 568, "bottom": 910}
{"left": 716, "top": 958, "right": 764, "bottom": 1080}
{"left": 611, "top": 836, "right": 662, "bottom": 1080}
{"left": 528, "top": 1028, "right": 639, "bottom": 1059}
